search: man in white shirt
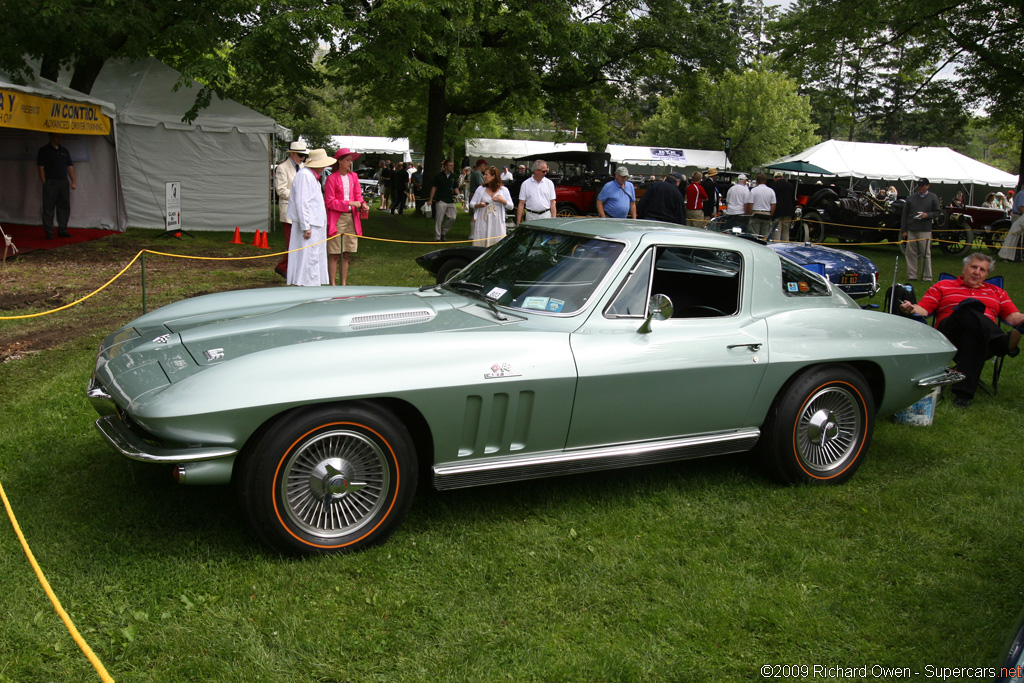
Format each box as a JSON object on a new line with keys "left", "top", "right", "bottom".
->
{"left": 515, "top": 159, "right": 557, "bottom": 226}
{"left": 285, "top": 148, "right": 334, "bottom": 286}
{"left": 724, "top": 174, "right": 751, "bottom": 230}
{"left": 273, "top": 141, "right": 308, "bottom": 277}
{"left": 748, "top": 173, "right": 777, "bottom": 239}
{"left": 500, "top": 166, "right": 513, "bottom": 182}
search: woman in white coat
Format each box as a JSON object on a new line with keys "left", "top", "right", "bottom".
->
{"left": 285, "top": 148, "right": 335, "bottom": 286}
{"left": 469, "top": 166, "right": 512, "bottom": 247}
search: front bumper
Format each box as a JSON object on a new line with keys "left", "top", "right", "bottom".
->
{"left": 88, "top": 375, "right": 237, "bottom": 464}
{"left": 94, "top": 415, "right": 238, "bottom": 463}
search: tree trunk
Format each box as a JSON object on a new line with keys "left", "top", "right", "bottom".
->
{"left": 422, "top": 75, "right": 448, "bottom": 181}
{"left": 69, "top": 56, "right": 107, "bottom": 94}
{"left": 1017, "top": 121, "right": 1023, "bottom": 189}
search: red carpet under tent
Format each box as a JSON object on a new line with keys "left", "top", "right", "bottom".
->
{"left": 0, "top": 223, "right": 119, "bottom": 257}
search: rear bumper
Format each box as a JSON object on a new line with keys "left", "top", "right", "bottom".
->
{"left": 918, "top": 367, "right": 966, "bottom": 387}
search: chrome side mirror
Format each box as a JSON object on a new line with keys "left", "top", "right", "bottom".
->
{"left": 638, "top": 294, "right": 674, "bottom": 334}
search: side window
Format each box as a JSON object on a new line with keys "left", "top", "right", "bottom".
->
{"left": 780, "top": 255, "right": 831, "bottom": 297}
{"left": 605, "top": 249, "right": 654, "bottom": 318}
{"left": 650, "top": 247, "right": 741, "bottom": 317}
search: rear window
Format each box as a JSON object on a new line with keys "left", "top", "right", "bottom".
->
{"left": 780, "top": 256, "right": 830, "bottom": 297}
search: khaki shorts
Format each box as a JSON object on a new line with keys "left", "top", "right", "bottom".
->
{"left": 327, "top": 213, "right": 359, "bottom": 254}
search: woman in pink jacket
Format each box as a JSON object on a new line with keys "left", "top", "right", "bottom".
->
{"left": 324, "top": 148, "right": 370, "bottom": 286}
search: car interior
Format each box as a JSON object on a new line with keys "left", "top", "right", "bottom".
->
{"left": 606, "top": 247, "right": 741, "bottom": 318}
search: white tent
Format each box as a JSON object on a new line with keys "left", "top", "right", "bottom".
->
{"left": 465, "top": 138, "right": 588, "bottom": 169}
{"left": 327, "top": 136, "right": 411, "bottom": 162}
{"left": 0, "top": 72, "right": 127, "bottom": 231}
{"left": 86, "top": 58, "right": 280, "bottom": 232}
{"left": 769, "top": 139, "right": 1017, "bottom": 191}
{"left": 606, "top": 145, "right": 729, "bottom": 176}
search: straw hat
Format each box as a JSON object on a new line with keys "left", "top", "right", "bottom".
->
{"left": 303, "top": 148, "right": 335, "bottom": 169}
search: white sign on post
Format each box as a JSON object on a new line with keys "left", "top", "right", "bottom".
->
{"left": 165, "top": 181, "right": 181, "bottom": 230}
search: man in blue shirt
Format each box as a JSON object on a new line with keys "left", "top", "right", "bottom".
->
{"left": 596, "top": 166, "right": 637, "bottom": 219}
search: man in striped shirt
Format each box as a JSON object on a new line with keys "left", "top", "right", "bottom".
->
{"left": 901, "top": 252, "right": 1024, "bottom": 408}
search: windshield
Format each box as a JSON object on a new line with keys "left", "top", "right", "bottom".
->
{"left": 444, "top": 227, "right": 625, "bottom": 314}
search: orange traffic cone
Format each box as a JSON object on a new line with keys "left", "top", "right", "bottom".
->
{"left": 231, "top": 226, "right": 242, "bottom": 244}
{"left": 260, "top": 231, "right": 270, "bottom": 249}
{"left": 252, "top": 230, "right": 262, "bottom": 246}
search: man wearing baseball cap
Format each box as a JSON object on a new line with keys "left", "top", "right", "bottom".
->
{"left": 901, "top": 177, "right": 941, "bottom": 281}
{"left": 596, "top": 166, "right": 637, "bottom": 219}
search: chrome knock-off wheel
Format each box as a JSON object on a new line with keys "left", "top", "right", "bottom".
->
{"left": 281, "top": 430, "right": 389, "bottom": 539}
{"left": 762, "top": 365, "right": 874, "bottom": 485}
{"left": 795, "top": 386, "right": 863, "bottom": 476}
{"left": 238, "top": 403, "right": 417, "bottom": 555}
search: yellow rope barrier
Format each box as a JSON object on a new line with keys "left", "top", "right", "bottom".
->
{"left": 0, "top": 223, "right": 1012, "bottom": 322}
{"left": 0, "top": 479, "right": 115, "bottom": 682}
{"left": 0, "top": 231, "right": 505, "bottom": 320}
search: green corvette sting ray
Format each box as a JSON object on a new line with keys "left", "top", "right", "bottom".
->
{"left": 87, "top": 218, "right": 962, "bottom": 555}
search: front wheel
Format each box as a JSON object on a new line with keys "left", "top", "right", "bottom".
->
{"left": 236, "top": 402, "right": 417, "bottom": 555}
{"left": 937, "top": 228, "right": 972, "bottom": 255}
{"left": 556, "top": 203, "right": 579, "bottom": 217}
{"left": 798, "top": 213, "right": 825, "bottom": 243}
{"left": 760, "top": 365, "right": 874, "bottom": 485}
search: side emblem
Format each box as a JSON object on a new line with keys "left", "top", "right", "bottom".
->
{"left": 484, "top": 362, "right": 521, "bottom": 379}
{"left": 204, "top": 348, "right": 225, "bottom": 361}
{"left": 152, "top": 334, "right": 171, "bottom": 344}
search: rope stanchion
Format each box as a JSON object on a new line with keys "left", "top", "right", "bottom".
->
{"left": 0, "top": 480, "right": 115, "bottom": 682}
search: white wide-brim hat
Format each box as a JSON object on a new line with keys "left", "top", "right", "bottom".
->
{"left": 303, "top": 148, "right": 336, "bottom": 169}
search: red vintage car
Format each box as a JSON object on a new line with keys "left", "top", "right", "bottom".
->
{"left": 513, "top": 151, "right": 613, "bottom": 216}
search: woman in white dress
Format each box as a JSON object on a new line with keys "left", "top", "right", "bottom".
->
{"left": 469, "top": 166, "right": 512, "bottom": 247}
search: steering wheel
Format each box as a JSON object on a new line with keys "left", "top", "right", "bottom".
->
{"left": 676, "top": 305, "right": 726, "bottom": 318}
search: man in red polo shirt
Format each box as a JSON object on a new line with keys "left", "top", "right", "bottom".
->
{"left": 901, "top": 252, "right": 1024, "bottom": 408}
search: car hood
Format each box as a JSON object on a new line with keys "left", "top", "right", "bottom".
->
{"left": 769, "top": 242, "right": 876, "bottom": 273}
{"left": 95, "top": 287, "right": 525, "bottom": 398}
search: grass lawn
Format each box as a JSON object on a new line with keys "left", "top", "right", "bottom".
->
{"left": 1, "top": 216, "right": 1023, "bottom": 681}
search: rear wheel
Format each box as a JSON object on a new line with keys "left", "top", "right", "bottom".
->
{"left": 556, "top": 203, "right": 579, "bottom": 217}
{"left": 761, "top": 365, "right": 874, "bottom": 485}
{"left": 236, "top": 402, "right": 417, "bottom": 555}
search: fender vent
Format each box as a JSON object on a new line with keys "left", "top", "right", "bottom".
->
{"left": 350, "top": 310, "right": 434, "bottom": 330}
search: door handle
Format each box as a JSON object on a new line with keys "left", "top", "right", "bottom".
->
{"left": 727, "top": 343, "right": 762, "bottom": 352}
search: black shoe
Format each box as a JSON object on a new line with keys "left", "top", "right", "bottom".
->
{"left": 953, "top": 396, "right": 971, "bottom": 409}
{"left": 58, "top": 230, "right": 70, "bottom": 237}
{"left": 1007, "top": 329, "right": 1021, "bottom": 358}
{"left": 274, "top": 263, "right": 287, "bottom": 279}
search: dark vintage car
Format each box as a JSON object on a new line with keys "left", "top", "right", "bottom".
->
{"left": 418, "top": 217, "right": 880, "bottom": 300}
{"left": 512, "top": 151, "right": 613, "bottom": 217}
{"left": 796, "top": 183, "right": 905, "bottom": 246}
{"left": 936, "top": 203, "right": 1011, "bottom": 256}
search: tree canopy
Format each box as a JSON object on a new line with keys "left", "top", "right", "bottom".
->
{"left": 643, "top": 62, "right": 818, "bottom": 171}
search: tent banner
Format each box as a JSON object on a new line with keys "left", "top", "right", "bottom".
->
{"left": 651, "top": 148, "right": 686, "bottom": 163}
{"left": 0, "top": 88, "right": 111, "bottom": 135}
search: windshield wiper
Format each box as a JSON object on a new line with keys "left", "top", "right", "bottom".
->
{"left": 446, "top": 280, "right": 507, "bottom": 321}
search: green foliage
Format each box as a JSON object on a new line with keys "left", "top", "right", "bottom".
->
{"left": 643, "top": 60, "right": 818, "bottom": 171}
